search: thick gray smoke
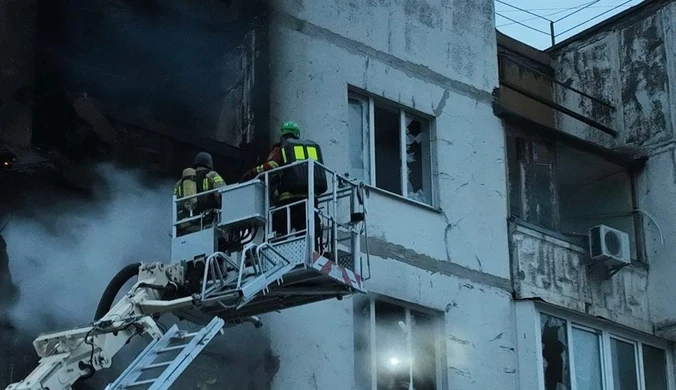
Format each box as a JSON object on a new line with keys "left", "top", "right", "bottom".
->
{"left": 5, "top": 163, "right": 173, "bottom": 334}
{"left": 2, "top": 163, "right": 278, "bottom": 389}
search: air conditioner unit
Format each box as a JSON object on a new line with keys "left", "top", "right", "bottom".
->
{"left": 589, "top": 225, "right": 631, "bottom": 268}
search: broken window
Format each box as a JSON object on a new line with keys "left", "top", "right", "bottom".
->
{"left": 506, "top": 128, "right": 644, "bottom": 262}
{"left": 539, "top": 312, "right": 669, "bottom": 390}
{"left": 354, "top": 297, "right": 444, "bottom": 390}
{"left": 348, "top": 90, "right": 434, "bottom": 206}
{"left": 541, "top": 314, "right": 570, "bottom": 390}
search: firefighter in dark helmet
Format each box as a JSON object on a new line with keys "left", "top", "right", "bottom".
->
{"left": 240, "top": 121, "right": 327, "bottom": 247}
{"left": 174, "top": 152, "right": 225, "bottom": 235}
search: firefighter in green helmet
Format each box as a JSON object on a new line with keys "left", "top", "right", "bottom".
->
{"left": 240, "top": 121, "right": 327, "bottom": 247}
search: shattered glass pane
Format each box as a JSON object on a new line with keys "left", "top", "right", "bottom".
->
{"left": 541, "top": 314, "right": 570, "bottom": 390}
{"left": 405, "top": 114, "right": 431, "bottom": 205}
{"left": 611, "top": 338, "right": 638, "bottom": 390}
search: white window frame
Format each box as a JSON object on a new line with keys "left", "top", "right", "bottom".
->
{"left": 530, "top": 303, "right": 675, "bottom": 390}
{"left": 363, "top": 296, "right": 447, "bottom": 390}
{"left": 348, "top": 89, "right": 436, "bottom": 208}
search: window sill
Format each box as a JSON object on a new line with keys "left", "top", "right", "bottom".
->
{"left": 365, "top": 185, "right": 441, "bottom": 214}
{"left": 510, "top": 217, "right": 648, "bottom": 269}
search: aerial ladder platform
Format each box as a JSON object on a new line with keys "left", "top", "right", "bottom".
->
{"left": 5, "top": 160, "right": 370, "bottom": 390}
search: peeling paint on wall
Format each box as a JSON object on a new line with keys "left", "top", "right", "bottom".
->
{"left": 511, "top": 223, "right": 651, "bottom": 333}
{"left": 551, "top": 2, "right": 674, "bottom": 151}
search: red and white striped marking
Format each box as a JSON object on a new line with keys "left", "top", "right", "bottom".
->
{"left": 311, "top": 253, "right": 365, "bottom": 292}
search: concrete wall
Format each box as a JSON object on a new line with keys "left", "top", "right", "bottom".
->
{"left": 263, "top": 0, "right": 517, "bottom": 388}
{"left": 550, "top": 1, "right": 676, "bottom": 151}
{"left": 549, "top": 2, "right": 676, "bottom": 331}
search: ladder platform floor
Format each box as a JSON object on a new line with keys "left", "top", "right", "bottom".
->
{"left": 176, "top": 253, "right": 365, "bottom": 325}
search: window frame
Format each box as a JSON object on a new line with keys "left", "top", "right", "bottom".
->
{"left": 357, "top": 295, "right": 447, "bottom": 390}
{"left": 348, "top": 88, "right": 438, "bottom": 208}
{"left": 534, "top": 304, "right": 674, "bottom": 390}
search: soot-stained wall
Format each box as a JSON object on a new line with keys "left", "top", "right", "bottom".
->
{"left": 30, "top": 0, "right": 271, "bottom": 181}
{"left": 549, "top": 0, "right": 675, "bottom": 151}
{"left": 0, "top": 1, "right": 273, "bottom": 388}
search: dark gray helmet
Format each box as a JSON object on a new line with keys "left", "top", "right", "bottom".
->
{"left": 193, "top": 152, "right": 213, "bottom": 170}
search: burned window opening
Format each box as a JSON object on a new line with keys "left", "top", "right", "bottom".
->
{"left": 506, "top": 127, "right": 643, "bottom": 262}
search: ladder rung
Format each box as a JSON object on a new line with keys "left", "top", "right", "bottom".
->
{"left": 127, "top": 378, "right": 158, "bottom": 387}
{"left": 159, "top": 345, "right": 187, "bottom": 353}
{"left": 141, "top": 361, "right": 172, "bottom": 370}
{"left": 176, "top": 331, "right": 198, "bottom": 338}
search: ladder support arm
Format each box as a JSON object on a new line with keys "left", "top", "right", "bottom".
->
{"left": 6, "top": 264, "right": 171, "bottom": 390}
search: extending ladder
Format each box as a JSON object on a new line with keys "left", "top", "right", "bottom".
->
{"left": 105, "top": 317, "right": 225, "bottom": 390}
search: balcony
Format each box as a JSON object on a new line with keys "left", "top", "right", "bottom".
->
{"left": 495, "top": 33, "right": 652, "bottom": 332}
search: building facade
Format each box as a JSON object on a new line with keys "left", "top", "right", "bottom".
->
{"left": 262, "top": 1, "right": 514, "bottom": 389}
{"left": 496, "top": 0, "right": 676, "bottom": 389}
{"left": 2, "top": 0, "right": 676, "bottom": 389}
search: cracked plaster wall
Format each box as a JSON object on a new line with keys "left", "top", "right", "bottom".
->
{"left": 264, "top": 0, "right": 514, "bottom": 388}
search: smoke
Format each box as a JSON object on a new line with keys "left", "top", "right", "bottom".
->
{"left": 5, "top": 163, "right": 173, "bottom": 334}
{"left": 2, "top": 163, "right": 279, "bottom": 389}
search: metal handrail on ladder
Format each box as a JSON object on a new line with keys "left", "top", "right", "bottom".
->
{"left": 105, "top": 317, "right": 225, "bottom": 390}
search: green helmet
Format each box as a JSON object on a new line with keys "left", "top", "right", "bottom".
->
{"left": 280, "top": 121, "right": 300, "bottom": 138}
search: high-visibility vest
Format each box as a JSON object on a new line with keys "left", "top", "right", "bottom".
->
{"left": 278, "top": 137, "right": 328, "bottom": 198}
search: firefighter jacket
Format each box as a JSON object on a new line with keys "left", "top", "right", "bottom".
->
{"left": 241, "top": 137, "right": 327, "bottom": 202}
{"left": 174, "top": 167, "right": 225, "bottom": 213}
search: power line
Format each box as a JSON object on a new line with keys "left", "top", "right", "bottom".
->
{"left": 495, "top": 12, "right": 551, "bottom": 35}
{"left": 496, "top": 6, "right": 592, "bottom": 28}
{"left": 556, "top": 0, "right": 638, "bottom": 37}
{"left": 495, "top": 0, "right": 552, "bottom": 22}
{"left": 496, "top": 0, "right": 596, "bottom": 13}
{"left": 553, "top": 0, "right": 602, "bottom": 23}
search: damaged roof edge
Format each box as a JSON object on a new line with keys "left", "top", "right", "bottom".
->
{"left": 493, "top": 103, "right": 648, "bottom": 169}
{"left": 546, "top": 0, "right": 672, "bottom": 53}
